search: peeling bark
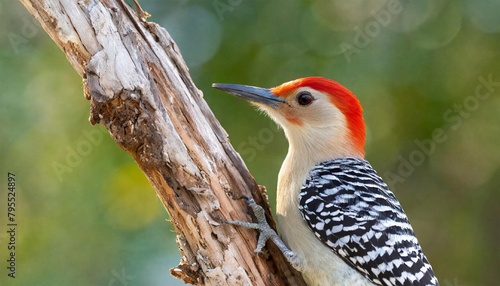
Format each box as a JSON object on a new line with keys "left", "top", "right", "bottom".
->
{"left": 18, "top": 0, "right": 306, "bottom": 285}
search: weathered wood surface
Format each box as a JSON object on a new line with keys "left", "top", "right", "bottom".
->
{"left": 18, "top": 0, "right": 306, "bottom": 285}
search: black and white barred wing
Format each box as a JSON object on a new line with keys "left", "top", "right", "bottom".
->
{"left": 298, "top": 158, "right": 438, "bottom": 286}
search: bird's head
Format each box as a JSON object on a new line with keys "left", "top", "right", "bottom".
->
{"left": 213, "top": 77, "right": 365, "bottom": 163}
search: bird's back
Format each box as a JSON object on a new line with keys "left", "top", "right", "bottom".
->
{"left": 298, "top": 157, "right": 439, "bottom": 286}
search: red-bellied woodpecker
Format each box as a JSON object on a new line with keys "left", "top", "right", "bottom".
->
{"left": 212, "top": 77, "right": 439, "bottom": 286}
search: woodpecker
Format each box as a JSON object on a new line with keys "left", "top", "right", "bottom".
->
{"left": 212, "top": 77, "right": 439, "bottom": 286}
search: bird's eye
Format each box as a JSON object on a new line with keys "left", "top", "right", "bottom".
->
{"left": 297, "top": 92, "right": 313, "bottom": 106}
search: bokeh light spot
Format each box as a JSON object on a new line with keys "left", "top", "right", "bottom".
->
{"left": 160, "top": 6, "right": 222, "bottom": 67}
{"left": 465, "top": 0, "right": 500, "bottom": 34}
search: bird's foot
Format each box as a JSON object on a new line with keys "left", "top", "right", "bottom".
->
{"left": 227, "top": 195, "right": 303, "bottom": 270}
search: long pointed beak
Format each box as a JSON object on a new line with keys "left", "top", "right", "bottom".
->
{"left": 212, "top": 83, "right": 285, "bottom": 108}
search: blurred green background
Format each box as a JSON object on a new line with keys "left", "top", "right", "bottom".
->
{"left": 1, "top": 0, "right": 499, "bottom": 285}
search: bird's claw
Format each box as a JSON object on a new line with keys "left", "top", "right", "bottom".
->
{"left": 236, "top": 195, "right": 251, "bottom": 201}
{"left": 283, "top": 250, "right": 303, "bottom": 271}
{"left": 227, "top": 195, "right": 303, "bottom": 270}
{"left": 226, "top": 195, "right": 273, "bottom": 253}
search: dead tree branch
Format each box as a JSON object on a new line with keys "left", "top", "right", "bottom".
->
{"left": 18, "top": 0, "right": 306, "bottom": 285}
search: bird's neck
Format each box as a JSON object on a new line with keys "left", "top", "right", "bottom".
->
{"left": 277, "top": 126, "right": 363, "bottom": 197}
{"left": 284, "top": 124, "right": 363, "bottom": 164}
